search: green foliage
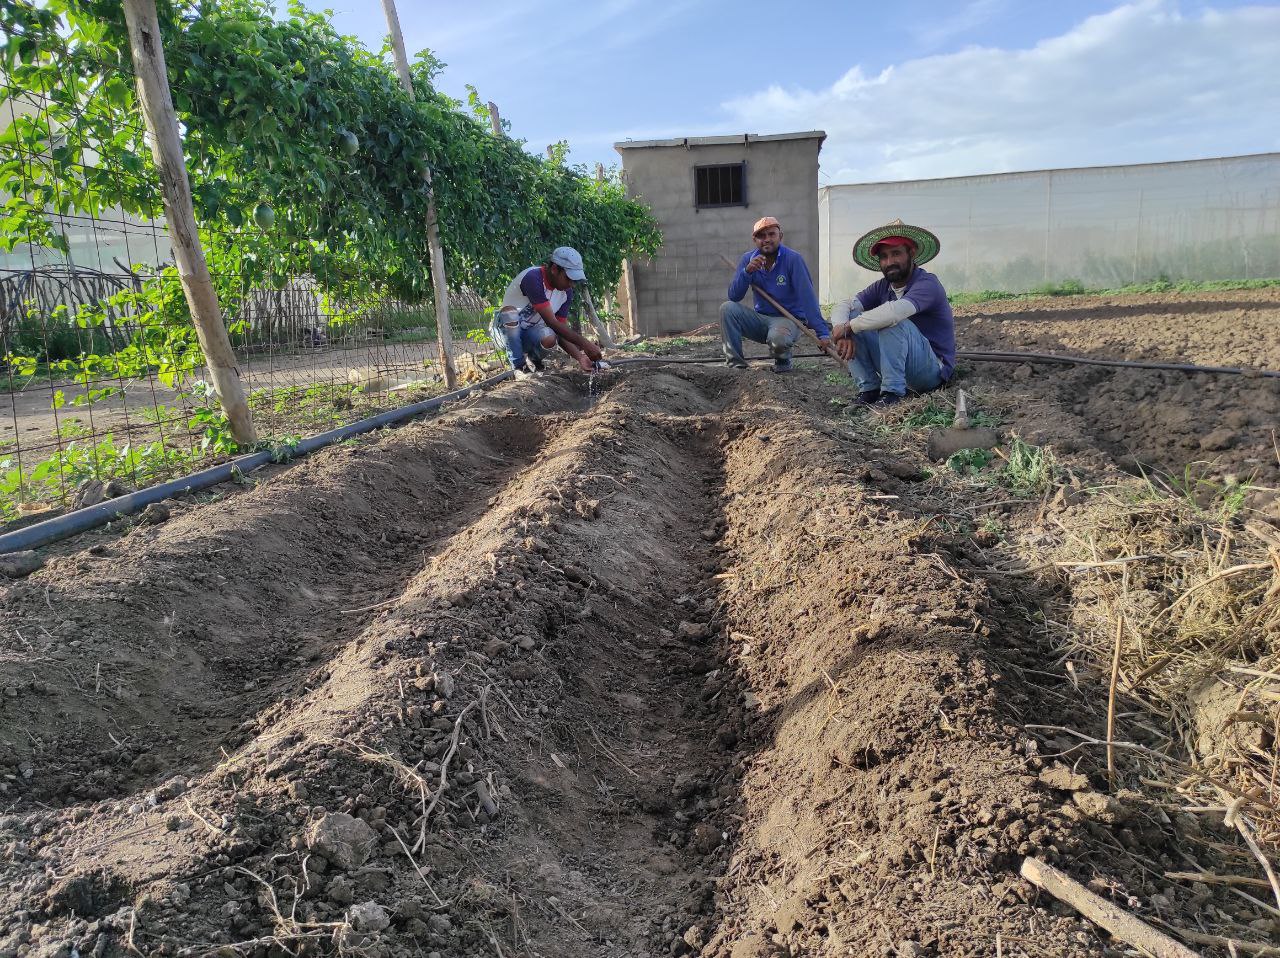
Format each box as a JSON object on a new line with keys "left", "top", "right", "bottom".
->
{"left": 618, "top": 336, "right": 692, "bottom": 355}
{"left": 946, "top": 447, "right": 993, "bottom": 475}
{"left": 900, "top": 395, "right": 1001, "bottom": 431}
{"left": 0, "top": 0, "right": 660, "bottom": 409}
{"left": 979, "top": 516, "right": 1003, "bottom": 536}
{"left": 0, "top": 0, "right": 660, "bottom": 300}
{"left": 0, "top": 0, "right": 661, "bottom": 511}
{"left": 1001, "top": 436, "right": 1058, "bottom": 496}
{"left": 0, "top": 433, "right": 192, "bottom": 520}
{"left": 950, "top": 276, "right": 1280, "bottom": 305}
{"left": 266, "top": 434, "right": 303, "bottom": 462}
{"left": 1136, "top": 461, "right": 1255, "bottom": 521}
{"left": 1028, "top": 278, "right": 1086, "bottom": 297}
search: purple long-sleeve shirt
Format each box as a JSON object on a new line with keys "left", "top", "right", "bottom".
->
{"left": 854, "top": 266, "right": 955, "bottom": 378}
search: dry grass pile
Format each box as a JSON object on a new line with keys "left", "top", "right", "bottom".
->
{"left": 1042, "top": 471, "right": 1280, "bottom": 905}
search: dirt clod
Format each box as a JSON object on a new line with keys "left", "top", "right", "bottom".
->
{"left": 307, "top": 812, "right": 378, "bottom": 870}
{"left": 1038, "top": 764, "right": 1089, "bottom": 791}
{"left": 0, "top": 550, "right": 45, "bottom": 578}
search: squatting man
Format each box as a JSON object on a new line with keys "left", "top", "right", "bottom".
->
{"left": 829, "top": 220, "right": 956, "bottom": 408}
{"left": 491, "top": 247, "right": 605, "bottom": 378}
{"left": 719, "top": 216, "right": 831, "bottom": 374}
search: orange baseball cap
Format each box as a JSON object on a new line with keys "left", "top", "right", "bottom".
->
{"left": 752, "top": 216, "right": 781, "bottom": 236}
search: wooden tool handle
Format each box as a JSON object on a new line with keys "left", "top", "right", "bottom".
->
{"left": 718, "top": 254, "right": 844, "bottom": 366}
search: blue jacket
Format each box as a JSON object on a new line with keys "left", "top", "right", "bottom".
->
{"left": 727, "top": 245, "right": 830, "bottom": 339}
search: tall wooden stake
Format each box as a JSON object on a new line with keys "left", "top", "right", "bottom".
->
{"left": 122, "top": 0, "right": 256, "bottom": 445}
{"left": 579, "top": 287, "right": 615, "bottom": 348}
{"left": 380, "top": 0, "right": 457, "bottom": 389}
{"left": 620, "top": 257, "right": 640, "bottom": 336}
{"left": 487, "top": 101, "right": 502, "bottom": 136}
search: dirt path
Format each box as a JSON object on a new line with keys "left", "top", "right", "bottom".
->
{"left": 0, "top": 360, "right": 1268, "bottom": 957}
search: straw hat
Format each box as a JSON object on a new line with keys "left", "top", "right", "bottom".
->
{"left": 853, "top": 218, "right": 940, "bottom": 270}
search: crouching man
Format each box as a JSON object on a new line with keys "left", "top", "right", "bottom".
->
{"left": 830, "top": 220, "right": 955, "bottom": 408}
{"left": 492, "top": 247, "right": 604, "bottom": 378}
{"left": 720, "top": 216, "right": 831, "bottom": 374}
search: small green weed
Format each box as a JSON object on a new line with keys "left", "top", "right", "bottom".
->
{"left": 947, "top": 447, "right": 994, "bottom": 475}
{"left": 1001, "top": 436, "right": 1059, "bottom": 496}
{"left": 976, "top": 516, "right": 1005, "bottom": 542}
{"left": 1140, "top": 461, "right": 1256, "bottom": 521}
{"left": 900, "top": 396, "right": 1001, "bottom": 431}
{"left": 266, "top": 435, "right": 304, "bottom": 463}
{"left": 619, "top": 337, "right": 692, "bottom": 356}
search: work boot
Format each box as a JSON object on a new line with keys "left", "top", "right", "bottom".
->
{"left": 724, "top": 357, "right": 749, "bottom": 369}
{"left": 872, "top": 392, "right": 904, "bottom": 408}
{"left": 771, "top": 352, "right": 794, "bottom": 374}
{"left": 855, "top": 389, "right": 880, "bottom": 406}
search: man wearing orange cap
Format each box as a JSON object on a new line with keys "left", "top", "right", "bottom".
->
{"left": 830, "top": 220, "right": 954, "bottom": 408}
{"left": 720, "top": 216, "right": 831, "bottom": 373}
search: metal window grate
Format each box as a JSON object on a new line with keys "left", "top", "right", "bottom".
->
{"left": 694, "top": 163, "right": 746, "bottom": 209}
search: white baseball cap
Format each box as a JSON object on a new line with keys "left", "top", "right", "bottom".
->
{"left": 549, "top": 246, "right": 586, "bottom": 281}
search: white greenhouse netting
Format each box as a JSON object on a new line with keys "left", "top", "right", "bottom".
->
{"left": 818, "top": 152, "right": 1280, "bottom": 301}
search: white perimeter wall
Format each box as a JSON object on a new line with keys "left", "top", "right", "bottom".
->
{"left": 819, "top": 153, "right": 1280, "bottom": 301}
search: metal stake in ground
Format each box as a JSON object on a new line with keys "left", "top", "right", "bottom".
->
{"left": 717, "top": 253, "right": 844, "bottom": 368}
{"left": 122, "top": 0, "right": 257, "bottom": 445}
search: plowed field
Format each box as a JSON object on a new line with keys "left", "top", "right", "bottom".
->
{"left": 1, "top": 288, "right": 1278, "bottom": 958}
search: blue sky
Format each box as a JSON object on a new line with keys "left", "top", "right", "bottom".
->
{"left": 309, "top": 0, "right": 1280, "bottom": 183}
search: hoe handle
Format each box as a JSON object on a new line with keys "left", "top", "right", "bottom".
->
{"left": 718, "top": 254, "right": 845, "bottom": 367}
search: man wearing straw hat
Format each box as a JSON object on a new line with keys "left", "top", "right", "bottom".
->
{"left": 830, "top": 220, "right": 955, "bottom": 408}
{"left": 720, "top": 216, "right": 831, "bottom": 374}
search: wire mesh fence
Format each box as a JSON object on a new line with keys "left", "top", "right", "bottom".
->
{"left": 0, "top": 18, "right": 506, "bottom": 529}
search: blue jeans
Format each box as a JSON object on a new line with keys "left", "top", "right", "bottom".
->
{"left": 719, "top": 302, "right": 800, "bottom": 365}
{"left": 491, "top": 312, "right": 556, "bottom": 370}
{"left": 848, "top": 320, "right": 943, "bottom": 396}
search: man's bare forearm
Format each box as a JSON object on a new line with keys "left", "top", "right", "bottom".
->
{"left": 545, "top": 315, "right": 593, "bottom": 352}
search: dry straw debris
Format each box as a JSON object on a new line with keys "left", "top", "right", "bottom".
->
{"left": 1040, "top": 470, "right": 1279, "bottom": 893}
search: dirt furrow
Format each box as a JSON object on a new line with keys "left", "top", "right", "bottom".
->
{"left": 694, "top": 376, "right": 1105, "bottom": 957}
{"left": 0, "top": 388, "right": 580, "bottom": 810}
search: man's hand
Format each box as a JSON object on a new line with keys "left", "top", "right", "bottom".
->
{"left": 744, "top": 254, "right": 767, "bottom": 274}
{"left": 583, "top": 341, "right": 604, "bottom": 362}
{"left": 832, "top": 325, "right": 856, "bottom": 362}
{"left": 577, "top": 353, "right": 595, "bottom": 372}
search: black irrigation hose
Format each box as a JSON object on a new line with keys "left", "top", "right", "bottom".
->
{"left": 615, "top": 350, "right": 1280, "bottom": 379}
{"left": 958, "top": 350, "right": 1280, "bottom": 379}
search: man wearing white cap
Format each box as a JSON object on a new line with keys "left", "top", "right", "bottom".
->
{"left": 492, "top": 247, "right": 604, "bottom": 377}
{"left": 720, "top": 216, "right": 831, "bottom": 374}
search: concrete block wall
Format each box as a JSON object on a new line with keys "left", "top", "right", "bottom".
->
{"left": 615, "top": 133, "right": 824, "bottom": 336}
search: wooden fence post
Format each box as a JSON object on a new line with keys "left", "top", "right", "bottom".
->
{"left": 487, "top": 101, "right": 502, "bottom": 137}
{"left": 380, "top": 0, "right": 457, "bottom": 389}
{"left": 620, "top": 257, "right": 640, "bottom": 336}
{"left": 122, "top": 0, "right": 257, "bottom": 445}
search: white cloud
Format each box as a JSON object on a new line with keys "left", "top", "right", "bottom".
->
{"left": 721, "top": 1, "right": 1280, "bottom": 183}
{"left": 908, "top": 0, "right": 1011, "bottom": 50}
